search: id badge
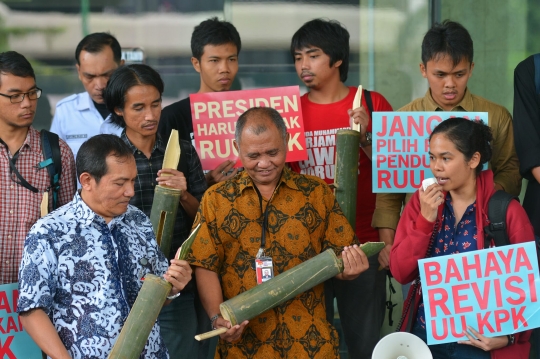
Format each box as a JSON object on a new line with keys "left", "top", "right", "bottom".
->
{"left": 255, "top": 256, "right": 274, "bottom": 284}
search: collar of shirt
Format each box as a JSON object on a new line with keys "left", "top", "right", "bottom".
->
{"left": 75, "top": 91, "right": 97, "bottom": 112}
{"left": 0, "top": 126, "right": 42, "bottom": 156}
{"left": 73, "top": 190, "right": 128, "bottom": 227}
{"left": 237, "top": 166, "right": 299, "bottom": 195}
{"left": 423, "top": 88, "right": 474, "bottom": 112}
{"left": 120, "top": 130, "right": 164, "bottom": 155}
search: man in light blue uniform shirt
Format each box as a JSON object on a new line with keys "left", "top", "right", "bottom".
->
{"left": 50, "top": 32, "right": 124, "bottom": 159}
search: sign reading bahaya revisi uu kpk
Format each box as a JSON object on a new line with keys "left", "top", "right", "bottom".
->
{"left": 419, "top": 242, "right": 540, "bottom": 345}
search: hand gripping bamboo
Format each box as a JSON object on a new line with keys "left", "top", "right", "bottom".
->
{"left": 107, "top": 224, "right": 201, "bottom": 359}
{"left": 149, "top": 129, "right": 182, "bottom": 257}
{"left": 195, "top": 242, "right": 385, "bottom": 341}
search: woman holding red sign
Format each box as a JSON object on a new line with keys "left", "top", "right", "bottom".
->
{"left": 391, "top": 117, "right": 535, "bottom": 359}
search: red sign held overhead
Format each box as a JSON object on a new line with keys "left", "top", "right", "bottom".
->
{"left": 190, "top": 86, "right": 307, "bottom": 170}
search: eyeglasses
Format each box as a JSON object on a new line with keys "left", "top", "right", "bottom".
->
{"left": 0, "top": 88, "right": 42, "bottom": 103}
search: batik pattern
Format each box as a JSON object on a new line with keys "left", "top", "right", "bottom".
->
{"left": 188, "top": 168, "right": 357, "bottom": 359}
{"left": 17, "top": 192, "right": 169, "bottom": 359}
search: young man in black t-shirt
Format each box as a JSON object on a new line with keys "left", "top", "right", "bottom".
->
{"left": 159, "top": 18, "right": 242, "bottom": 186}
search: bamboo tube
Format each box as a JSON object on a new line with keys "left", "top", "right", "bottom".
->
{"left": 334, "top": 129, "right": 360, "bottom": 228}
{"left": 108, "top": 274, "right": 171, "bottom": 359}
{"left": 196, "top": 242, "right": 385, "bottom": 340}
{"left": 220, "top": 249, "right": 343, "bottom": 326}
{"left": 149, "top": 129, "right": 182, "bottom": 257}
{"left": 107, "top": 225, "right": 201, "bottom": 359}
{"left": 150, "top": 186, "right": 181, "bottom": 256}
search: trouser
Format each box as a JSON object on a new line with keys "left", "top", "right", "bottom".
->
{"left": 195, "top": 289, "right": 218, "bottom": 359}
{"left": 325, "top": 254, "right": 386, "bottom": 359}
{"left": 158, "top": 291, "right": 198, "bottom": 359}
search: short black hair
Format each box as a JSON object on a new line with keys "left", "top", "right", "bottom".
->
{"left": 191, "top": 17, "right": 241, "bottom": 60}
{"left": 290, "top": 18, "right": 350, "bottom": 82}
{"left": 75, "top": 32, "right": 122, "bottom": 65}
{"left": 0, "top": 51, "right": 35, "bottom": 86}
{"left": 421, "top": 20, "right": 473, "bottom": 67}
{"left": 77, "top": 134, "right": 134, "bottom": 183}
{"left": 235, "top": 107, "right": 288, "bottom": 144}
{"left": 103, "top": 64, "right": 164, "bottom": 128}
{"left": 430, "top": 117, "right": 492, "bottom": 176}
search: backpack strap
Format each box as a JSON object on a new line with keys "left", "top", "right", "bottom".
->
{"left": 483, "top": 190, "right": 517, "bottom": 249}
{"left": 533, "top": 53, "right": 540, "bottom": 95}
{"left": 39, "top": 130, "right": 62, "bottom": 210}
{"left": 364, "top": 89, "right": 374, "bottom": 116}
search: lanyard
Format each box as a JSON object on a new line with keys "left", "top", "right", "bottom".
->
{"left": 252, "top": 173, "right": 283, "bottom": 251}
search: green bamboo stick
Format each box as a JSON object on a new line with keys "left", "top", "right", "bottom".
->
{"left": 219, "top": 241, "right": 384, "bottom": 327}
{"left": 150, "top": 185, "right": 181, "bottom": 257}
{"left": 107, "top": 274, "right": 171, "bottom": 359}
{"left": 107, "top": 225, "right": 201, "bottom": 359}
{"left": 196, "top": 242, "right": 385, "bottom": 340}
{"left": 334, "top": 129, "right": 360, "bottom": 228}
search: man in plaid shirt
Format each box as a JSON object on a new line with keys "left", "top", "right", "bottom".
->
{"left": 102, "top": 63, "right": 207, "bottom": 358}
{"left": 0, "top": 51, "right": 76, "bottom": 284}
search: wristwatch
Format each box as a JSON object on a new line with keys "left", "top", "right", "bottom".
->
{"left": 167, "top": 291, "right": 181, "bottom": 300}
{"left": 210, "top": 313, "right": 222, "bottom": 330}
{"left": 506, "top": 334, "right": 515, "bottom": 346}
{"left": 360, "top": 131, "right": 372, "bottom": 147}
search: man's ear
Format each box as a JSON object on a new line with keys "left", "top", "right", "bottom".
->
{"left": 233, "top": 139, "right": 239, "bottom": 152}
{"left": 420, "top": 63, "right": 427, "bottom": 78}
{"left": 79, "top": 172, "right": 93, "bottom": 191}
{"left": 76, "top": 63, "right": 82, "bottom": 82}
{"left": 114, "top": 107, "right": 123, "bottom": 117}
{"left": 333, "top": 59, "right": 343, "bottom": 69}
{"left": 191, "top": 57, "right": 201, "bottom": 73}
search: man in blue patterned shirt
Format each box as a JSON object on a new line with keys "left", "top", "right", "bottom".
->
{"left": 17, "top": 134, "right": 192, "bottom": 359}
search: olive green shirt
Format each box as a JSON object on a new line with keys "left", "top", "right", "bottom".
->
{"left": 372, "top": 88, "right": 521, "bottom": 230}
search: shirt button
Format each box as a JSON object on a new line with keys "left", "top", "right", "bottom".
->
{"left": 7, "top": 235, "right": 11, "bottom": 239}
{"left": 9, "top": 210, "right": 13, "bottom": 214}
{"left": 138, "top": 151, "right": 141, "bottom": 154}
{"left": 10, "top": 185, "right": 14, "bottom": 189}
{"left": 5, "top": 261, "right": 9, "bottom": 264}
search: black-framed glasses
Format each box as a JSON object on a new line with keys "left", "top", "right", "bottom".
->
{"left": 0, "top": 88, "right": 42, "bottom": 103}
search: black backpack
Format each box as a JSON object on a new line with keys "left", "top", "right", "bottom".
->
{"left": 39, "top": 130, "right": 62, "bottom": 211}
{"left": 483, "top": 190, "right": 540, "bottom": 264}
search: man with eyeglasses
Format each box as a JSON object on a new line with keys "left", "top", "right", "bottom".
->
{"left": 0, "top": 51, "right": 76, "bottom": 285}
{"left": 50, "top": 32, "right": 124, "bottom": 159}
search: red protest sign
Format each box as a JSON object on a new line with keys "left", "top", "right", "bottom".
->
{"left": 190, "top": 86, "right": 307, "bottom": 170}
